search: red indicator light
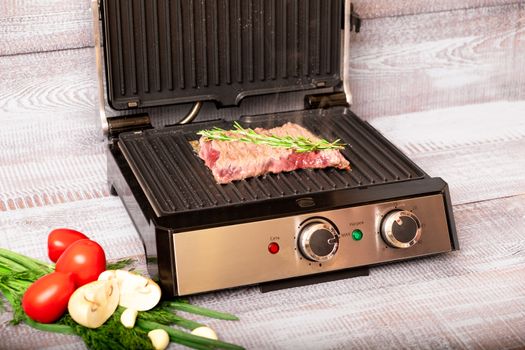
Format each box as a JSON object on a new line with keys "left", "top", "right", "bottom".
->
{"left": 268, "top": 242, "right": 280, "bottom": 254}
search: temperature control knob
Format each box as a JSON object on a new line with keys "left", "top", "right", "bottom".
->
{"left": 298, "top": 219, "right": 339, "bottom": 262}
{"left": 381, "top": 210, "right": 422, "bottom": 248}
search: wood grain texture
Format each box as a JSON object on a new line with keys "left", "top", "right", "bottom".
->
{"left": 349, "top": 3, "right": 525, "bottom": 118}
{"left": 352, "top": 0, "right": 524, "bottom": 19}
{"left": 0, "top": 196, "right": 148, "bottom": 264}
{"left": 0, "top": 47, "right": 97, "bottom": 115}
{"left": 370, "top": 102, "right": 525, "bottom": 205}
{"left": 2, "top": 2, "right": 524, "bottom": 120}
{"left": 1, "top": 45, "right": 524, "bottom": 211}
{"left": 1, "top": 3, "right": 525, "bottom": 348}
{"left": 1, "top": 60, "right": 525, "bottom": 348}
{"left": 0, "top": 0, "right": 521, "bottom": 56}
{"left": 0, "top": 0, "right": 93, "bottom": 56}
{"left": 0, "top": 48, "right": 105, "bottom": 212}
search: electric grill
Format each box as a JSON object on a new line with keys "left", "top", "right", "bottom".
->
{"left": 95, "top": 0, "right": 459, "bottom": 296}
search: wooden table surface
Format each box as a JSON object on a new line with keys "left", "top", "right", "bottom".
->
{"left": 1, "top": 1, "right": 525, "bottom": 349}
{"left": 1, "top": 50, "right": 524, "bottom": 348}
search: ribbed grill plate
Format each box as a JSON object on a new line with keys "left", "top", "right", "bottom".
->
{"left": 118, "top": 108, "right": 425, "bottom": 216}
{"left": 102, "top": 0, "right": 343, "bottom": 109}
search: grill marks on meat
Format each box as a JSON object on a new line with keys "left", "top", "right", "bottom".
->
{"left": 198, "top": 122, "right": 350, "bottom": 184}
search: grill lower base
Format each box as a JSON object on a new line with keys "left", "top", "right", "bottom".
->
{"left": 259, "top": 266, "right": 370, "bottom": 293}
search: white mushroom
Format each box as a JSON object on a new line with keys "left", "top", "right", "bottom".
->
{"left": 120, "top": 308, "right": 138, "bottom": 328}
{"left": 68, "top": 279, "right": 119, "bottom": 328}
{"left": 191, "top": 326, "right": 219, "bottom": 340}
{"left": 97, "top": 270, "right": 117, "bottom": 281}
{"left": 148, "top": 329, "right": 170, "bottom": 350}
{"left": 98, "top": 269, "right": 161, "bottom": 311}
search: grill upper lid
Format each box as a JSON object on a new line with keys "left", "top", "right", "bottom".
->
{"left": 101, "top": 0, "right": 344, "bottom": 110}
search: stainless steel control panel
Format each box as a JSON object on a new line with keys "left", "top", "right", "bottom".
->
{"left": 172, "top": 194, "right": 452, "bottom": 295}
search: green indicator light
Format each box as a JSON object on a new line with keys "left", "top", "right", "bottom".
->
{"left": 352, "top": 229, "right": 363, "bottom": 241}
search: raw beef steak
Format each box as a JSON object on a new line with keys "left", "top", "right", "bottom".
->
{"left": 198, "top": 122, "right": 350, "bottom": 184}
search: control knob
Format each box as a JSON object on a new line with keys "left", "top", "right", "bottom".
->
{"left": 381, "top": 210, "right": 422, "bottom": 248}
{"left": 298, "top": 219, "right": 339, "bottom": 262}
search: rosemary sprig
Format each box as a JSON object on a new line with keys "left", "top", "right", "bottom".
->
{"left": 197, "top": 121, "right": 345, "bottom": 153}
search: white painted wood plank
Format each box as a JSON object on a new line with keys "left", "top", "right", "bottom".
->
{"left": 0, "top": 48, "right": 97, "bottom": 115}
{"left": 0, "top": 322, "right": 85, "bottom": 350}
{"left": 349, "top": 3, "right": 525, "bottom": 118}
{"left": 369, "top": 102, "right": 525, "bottom": 153}
{"left": 352, "top": 0, "right": 523, "bottom": 19}
{"left": 1, "top": 0, "right": 520, "bottom": 57}
{"left": 411, "top": 140, "right": 525, "bottom": 206}
{"left": 369, "top": 102, "right": 525, "bottom": 205}
{"left": 0, "top": 155, "right": 109, "bottom": 211}
{"left": 1, "top": 48, "right": 524, "bottom": 209}
{"left": 3, "top": 4, "right": 525, "bottom": 123}
{"left": 0, "top": 196, "right": 147, "bottom": 263}
{"left": 0, "top": 2, "right": 524, "bottom": 349}
{"left": 0, "top": 48, "right": 106, "bottom": 212}
{"left": 0, "top": 0, "right": 93, "bottom": 56}
{"left": 1, "top": 1, "right": 89, "bottom": 17}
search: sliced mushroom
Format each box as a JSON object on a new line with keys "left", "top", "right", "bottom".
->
{"left": 98, "top": 270, "right": 117, "bottom": 281}
{"left": 98, "top": 269, "right": 161, "bottom": 311}
{"left": 68, "top": 279, "right": 119, "bottom": 328}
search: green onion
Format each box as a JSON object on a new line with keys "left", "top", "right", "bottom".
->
{"left": 0, "top": 249, "right": 245, "bottom": 350}
{"left": 137, "top": 319, "right": 244, "bottom": 350}
{"left": 168, "top": 301, "right": 240, "bottom": 321}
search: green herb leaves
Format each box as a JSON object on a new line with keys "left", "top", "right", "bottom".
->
{"left": 197, "top": 121, "right": 345, "bottom": 153}
{"left": 0, "top": 249, "right": 244, "bottom": 350}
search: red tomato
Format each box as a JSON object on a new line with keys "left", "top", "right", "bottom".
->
{"left": 22, "top": 271, "right": 76, "bottom": 323}
{"left": 55, "top": 239, "right": 106, "bottom": 287}
{"left": 47, "top": 228, "right": 88, "bottom": 262}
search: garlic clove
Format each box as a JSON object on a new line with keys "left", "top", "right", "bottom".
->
{"left": 191, "top": 326, "right": 219, "bottom": 340}
{"left": 148, "top": 329, "right": 170, "bottom": 350}
{"left": 68, "top": 279, "right": 119, "bottom": 328}
{"left": 120, "top": 308, "right": 138, "bottom": 328}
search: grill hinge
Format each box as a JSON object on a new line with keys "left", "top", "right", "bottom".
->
{"left": 96, "top": 0, "right": 102, "bottom": 20}
{"left": 107, "top": 113, "right": 152, "bottom": 140}
{"left": 305, "top": 92, "right": 349, "bottom": 110}
{"left": 349, "top": 3, "right": 362, "bottom": 33}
